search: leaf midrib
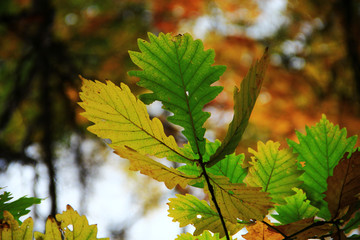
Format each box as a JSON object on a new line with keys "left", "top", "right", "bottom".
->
{"left": 90, "top": 85, "right": 193, "bottom": 162}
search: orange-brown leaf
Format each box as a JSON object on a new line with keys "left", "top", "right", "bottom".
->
{"left": 324, "top": 150, "right": 360, "bottom": 219}
{"left": 274, "top": 218, "right": 333, "bottom": 240}
{"left": 243, "top": 218, "right": 283, "bottom": 240}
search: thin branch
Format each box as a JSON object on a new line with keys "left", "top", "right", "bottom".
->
{"left": 199, "top": 158, "right": 230, "bottom": 240}
{"left": 261, "top": 220, "right": 288, "bottom": 238}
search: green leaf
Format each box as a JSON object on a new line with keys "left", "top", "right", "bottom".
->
{"left": 0, "top": 190, "right": 41, "bottom": 224}
{"left": 244, "top": 141, "right": 303, "bottom": 204}
{"left": 0, "top": 211, "right": 33, "bottom": 240}
{"left": 115, "top": 147, "right": 200, "bottom": 189}
{"left": 175, "top": 231, "right": 232, "bottom": 240}
{"left": 271, "top": 188, "right": 319, "bottom": 225}
{"left": 79, "top": 77, "right": 194, "bottom": 164}
{"left": 178, "top": 140, "right": 248, "bottom": 188}
{"left": 343, "top": 211, "right": 360, "bottom": 234}
{"left": 168, "top": 194, "right": 244, "bottom": 237}
{"left": 128, "top": 33, "right": 226, "bottom": 155}
{"left": 207, "top": 48, "right": 269, "bottom": 167}
{"left": 287, "top": 114, "right": 357, "bottom": 219}
{"left": 205, "top": 175, "right": 273, "bottom": 222}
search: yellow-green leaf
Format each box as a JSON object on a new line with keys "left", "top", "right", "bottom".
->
{"left": 115, "top": 147, "right": 200, "bottom": 189}
{"left": 34, "top": 217, "right": 62, "bottom": 240}
{"left": 168, "top": 194, "right": 245, "bottom": 237}
{"left": 205, "top": 175, "right": 273, "bottom": 222}
{"left": 245, "top": 141, "right": 303, "bottom": 204}
{"left": 176, "top": 231, "right": 232, "bottom": 240}
{"left": 35, "top": 205, "right": 108, "bottom": 240}
{"left": 0, "top": 211, "right": 33, "bottom": 240}
{"left": 79, "top": 77, "right": 193, "bottom": 163}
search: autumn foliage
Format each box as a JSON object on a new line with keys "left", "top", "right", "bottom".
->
{"left": 77, "top": 33, "right": 359, "bottom": 240}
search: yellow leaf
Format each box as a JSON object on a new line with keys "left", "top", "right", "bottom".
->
{"left": 34, "top": 217, "right": 61, "bottom": 240}
{"left": 115, "top": 147, "right": 200, "bottom": 189}
{"left": 0, "top": 211, "right": 33, "bottom": 240}
{"left": 205, "top": 175, "right": 273, "bottom": 222}
{"left": 35, "top": 205, "right": 108, "bottom": 240}
{"left": 79, "top": 77, "right": 193, "bottom": 163}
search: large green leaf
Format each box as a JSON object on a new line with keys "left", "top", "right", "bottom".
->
{"left": 168, "top": 194, "right": 244, "bottom": 237}
{"left": 287, "top": 115, "right": 357, "bottom": 219}
{"left": 0, "top": 190, "right": 41, "bottom": 224}
{"left": 271, "top": 188, "right": 319, "bottom": 225}
{"left": 244, "top": 141, "right": 303, "bottom": 205}
{"left": 129, "top": 33, "right": 226, "bottom": 155}
{"left": 178, "top": 140, "right": 248, "bottom": 188}
{"left": 207, "top": 48, "right": 269, "bottom": 167}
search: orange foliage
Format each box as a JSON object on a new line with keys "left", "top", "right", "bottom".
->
{"left": 243, "top": 219, "right": 283, "bottom": 240}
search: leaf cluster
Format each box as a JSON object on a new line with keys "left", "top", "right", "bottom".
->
{"left": 0, "top": 204, "right": 108, "bottom": 240}
{"left": 79, "top": 32, "right": 360, "bottom": 240}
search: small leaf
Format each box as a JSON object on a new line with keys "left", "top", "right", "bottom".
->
{"left": 175, "top": 231, "right": 231, "bottom": 240}
{"left": 115, "top": 147, "right": 200, "bottom": 189}
{"left": 0, "top": 211, "right": 33, "bottom": 240}
{"left": 79, "top": 77, "right": 193, "bottom": 163}
{"left": 243, "top": 218, "right": 283, "bottom": 240}
{"left": 287, "top": 114, "right": 357, "bottom": 219}
{"left": 205, "top": 175, "right": 273, "bottom": 222}
{"left": 343, "top": 211, "right": 360, "bottom": 234}
{"left": 0, "top": 191, "right": 41, "bottom": 224}
{"left": 35, "top": 205, "right": 108, "bottom": 240}
{"left": 271, "top": 188, "right": 319, "bottom": 225}
{"left": 244, "top": 141, "right": 303, "bottom": 204}
{"left": 168, "top": 194, "right": 245, "bottom": 237}
{"left": 207, "top": 48, "right": 269, "bottom": 167}
{"left": 324, "top": 150, "right": 360, "bottom": 219}
{"left": 129, "top": 33, "right": 226, "bottom": 155}
{"left": 178, "top": 140, "right": 248, "bottom": 188}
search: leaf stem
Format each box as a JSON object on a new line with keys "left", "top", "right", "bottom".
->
{"left": 199, "top": 157, "right": 231, "bottom": 240}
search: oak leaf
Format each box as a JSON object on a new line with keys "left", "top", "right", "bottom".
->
{"left": 271, "top": 188, "right": 318, "bottom": 225}
{"left": 79, "top": 77, "right": 193, "bottom": 163}
{"left": 0, "top": 211, "right": 33, "bottom": 240}
{"left": 129, "top": 33, "right": 226, "bottom": 155}
{"left": 243, "top": 218, "right": 283, "bottom": 240}
{"left": 168, "top": 194, "right": 245, "bottom": 237}
{"left": 205, "top": 174, "right": 273, "bottom": 222}
{"left": 324, "top": 150, "right": 360, "bottom": 219}
{"left": 244, "top": 141, "right": 303, "bottom": 205}
{"left": 287, "top": 115, "right": 357, "bottom": 219}
{"left": 274, "top": 218, "right": 333, "bottom": 240}
{"left": 115, "top": 147, "right": 200, "bottom": 189}
{"left": 34, "top": 205, "right": 108, "bottom": 240}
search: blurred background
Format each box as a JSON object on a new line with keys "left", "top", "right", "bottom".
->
{"left": 0, "top": 0, "right": 359, "bottom": 239}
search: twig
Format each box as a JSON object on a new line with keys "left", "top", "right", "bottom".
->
{"left": 199, "top": 158, "right": 230, "bottom": 240}
{"left": 261, "top": 220, "right": 288, "bottom": 238}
